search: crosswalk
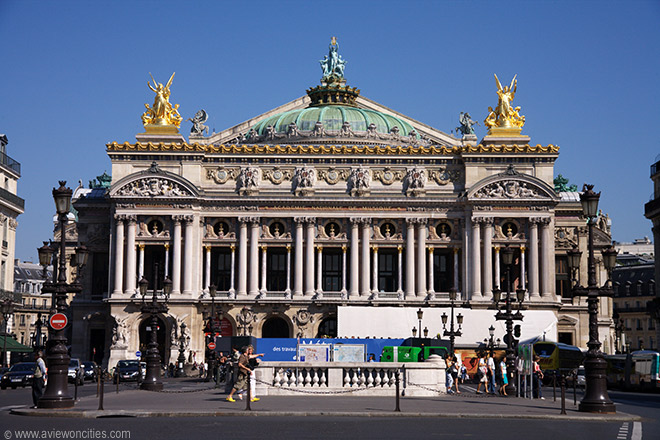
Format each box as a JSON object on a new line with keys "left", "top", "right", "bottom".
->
{"left": 617, "top": 422, "right": 643, "bottom": 440}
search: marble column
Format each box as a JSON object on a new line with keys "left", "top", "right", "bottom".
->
{"left": 349, "top": 218, "right": 360, "bottom": 298}
{"left": 341, "top": 245, "right": 347, "bottom": 297}
{"left": 427, "top": 246, "right": 435, "bottom": 299}
{"left": 172, "top": 216, "right": 182, "bottom": 295}
{"left": 372, "top": 245, "right": 379, "bottom": 298}
{"left": 520, "top": 246, "right": 526, "bottom": 291}
{"left": 237, "top": 218, "right": 248, "bottom": 298}
{"left": 397, "top": 245, "right": 404, "bottom": 298}
{"left": 528, "top": 218, "right": 540, "bottom": 299}
{"left": 125, "top": 217, "right": 137, "bottom": 295}
{"left": 470, "top": 217, "right": 482, "bottom": 299}
{"left": 416, "top": 219, "right": 427, "bottom": 298}
{"left": 138, "top": 244, "right": 145, "bottom": 281}
{"left": 305, "top": 218, "right": 316, "bottom": 297}
{"left": 482, "top": 218, "right": 493, "bottom": 300}
{"left": 249, "top": 218, "right": 260, "bottom": 297}
{"left": 294, "top": 217, "right": 304, "bottom": 297}
{"left": 361, "top": 219, "right": 371, "bottom": 297}
{"left": 316, "top": 245, "right": 323, "bottom": 296}
{"left": 164, "top": 244, "right": 170, "bottom": 278}
{"left": 494, "top": 246, "right": 501, "bottom": 290}
{"left": 453, "top": 247, "right": 460, "bottom": 298}
{"left": 112, "top": 215, "right": 125, "bottom": 295}
{"left": 285, "top": 245, "right": 292, "bottom": 298}
{"left": 405, "top": 219, "right": 416, "bottom": 298}
{"left": 229, "top": 244, "right": 236, "bottom": 298}
{"left": 183, "top": 216, "right": 194, "bottom": 295}
{"left": 204, "top": 245, "right": 211, "bottom": 291}
{"left": 540, "top": 218, "right": 553, "bottom": 298}
{"left": 260, "top": 244, "right": 267, "bottom": 297}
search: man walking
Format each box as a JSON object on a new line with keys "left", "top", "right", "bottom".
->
{"left": 487, "top": 352, "right": 496, "bottom": 394}
{"left": 31, "top": 350, "right": 46, "bottom": 408}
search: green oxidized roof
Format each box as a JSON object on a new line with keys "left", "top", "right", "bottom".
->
{"left": 252, "top": 105, "right": 415, "bottom": 137}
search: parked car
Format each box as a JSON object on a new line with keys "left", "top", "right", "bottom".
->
{"left": 575, "top": 366, "right": 586, "bottom": 388}
{"left": 68, "top": 358, "right": 84, "bottom": 385}
{"left": 81, "top": 361, "right": 98, "bottom": 381}
{"left": 0, "top": 362, "right": 36, "bottom": 389}
{"left": 113, "top": 360, "right": 145, "bottom": 383}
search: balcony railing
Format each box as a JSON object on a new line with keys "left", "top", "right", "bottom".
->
{"left": 0, "top": 187, "right": 24, "bottom": 210}
{"left": 0, "top": 151, "right": 20, "bottom": 176}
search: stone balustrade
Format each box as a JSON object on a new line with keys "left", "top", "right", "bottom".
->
{"left": 254, "top": 357, "right": 446, "bottom": 397}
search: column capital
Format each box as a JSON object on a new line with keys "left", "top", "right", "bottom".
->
{"left": 204, "top": 245, "right": 211, "bottom": 251}
{"left": 341, "top": 244, "right": 347, "bottom": 253}
{"left": 114, "top": 214, "right": 126, "bottom": 222}
{"left": 471, "top": 216, "right": 487, "bottom": 224}
{"left": 416, "top": 218, "right": 428, "bottom": 226}
{"left": 260, "top": 244, "right": 268, "bottom": 251}
{"left": 371, "top": 245, "right": 378, "bottom": 252}
{"left": 138, "top": 244, "right": 145, "bottom": 250}
{"left": 520, "top": 245, "right": 526, "bottom": 253}
{"left": 405, "top": 218, "right": 417, "bottom": 226}
{"left": 428, "top": 246, "right": 434, "bottom": 253}
{"left": 482, "top": 217, "right": 494, "bottom": 226}
{"left": 316, "top": 245, "right": 323, "bottom": 252}
{"left": 453, "top": 246, "right": 460, "bottom": 254}
{"left": 528, "top": 216, "right": 549, "bottom": 225}
{"left": 230, "top": 244, "right": 236, "bottom": 252}
{"left": 494, "top": 246, "right": 500, "bottom": 252}
{"left": 126, "top": 215, "right": 138, "bottom": 225}
{"left": 397, "top": 245, "right": 403, "bottom": 253}
{"left": 293, "top": 216, "right": 306, "bottom": 225}
{"left": 164, "top": 243, "right": 170, "bottom": 250}
{"left": 286, "top": 244, "right": 292, "bottom": 252}
{"left": 238, "top": 216, "right": 258, "bottom": 224}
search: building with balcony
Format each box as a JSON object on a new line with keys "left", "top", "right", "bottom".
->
{"left": 12, "top": 260, "right": 52, "bottom": 347}
{"left": 644, "top": 154, "right": 660, "bottom": 348}
{"left": 66, "top": 42, "right": 617, "bottom": 368}
{"left": 612, "top": 263, "right": 656, "bottom": 351}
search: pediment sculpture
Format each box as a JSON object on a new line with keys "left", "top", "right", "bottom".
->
{"left": 474, "top": 180, "right": 540, "bottom": 199}
{"left": 117, "top": 177, "right": 191, "bottom": 197}
{"left": 292, "top": 166, "right": 316, "bottom": 196}
{"left": 348, "top": 166, "right": 371, "bottom": 197}
{"left": 404, "top": 167, "right": 427, "bottom": 197}
{"left": 237, "top": 166, "right": 261, "bottom": 195}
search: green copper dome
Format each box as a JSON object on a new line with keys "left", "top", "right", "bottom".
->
{"left": 252, "top": 105, "right": 415, "bottom": 137}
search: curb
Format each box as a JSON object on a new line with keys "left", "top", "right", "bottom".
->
{"left": 10, "top": 408, "right": 643, "bottom": 421}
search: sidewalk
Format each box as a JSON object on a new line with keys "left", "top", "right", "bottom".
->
{"left": 11, "top": 378, "right": 641, "bottom": 421}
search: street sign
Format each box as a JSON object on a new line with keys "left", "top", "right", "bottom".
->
{"left": 207, "top": 342, "right": 216, "bottom": 350}
{"left": 49, "top": 313, "right": 67, "bottom": 330}
{"left": 136, "top": 350, "right": 142, "bottom": 358}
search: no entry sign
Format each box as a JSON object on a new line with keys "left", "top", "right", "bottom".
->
{"left": 207, "top": 342, "right": 216, "bottom": 350}
{"left": 49, "top": 313, "right": 68, "bottom": 330}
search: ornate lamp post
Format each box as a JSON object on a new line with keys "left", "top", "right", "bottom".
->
{"left": 238, "top": 306, "right": 254, "bottom": 336}
{"left": 138, "top": 273, "right": 172, "bottom": 391}
{"left": 33, "top": 313, "right": 45, "bottom": 352}
{"left": 492, "top": 246, "right": 525, "bottom": 395}
{"left": 441, "top": 288, "right": 463, "bottom": 355}
{"left": 484, "top": 325, "right": 500, "bottom": 358}
{"left": 1, "top": 298, "right": 14, "bottom": 368}
{"left": 416, "top": 308, "right": 423, "bottom": 339}
{"left": 613, "top": 315, "right": 625, "bottom": 354}
{"left": 566, "top": 184, "right": 617, "bottom": 413}
{"left": 176, "top": 322, "right": 186, "bottom": 377}
{"left": 205, "top": 284, "right": 218, "bottom": 382}
{"left": 37, "top": 182, "right": 88, "bottom": 409}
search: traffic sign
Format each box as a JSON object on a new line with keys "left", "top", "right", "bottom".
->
{"left": 49, "top": 313, "right": 67, "bottom": 330}
{"left": 207, "top": 342, "right": 216, "bottom": 350}
{"left": 136, "top": 350, "right": 142, "bottom": 358}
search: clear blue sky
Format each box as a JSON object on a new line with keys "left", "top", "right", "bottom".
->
{"left": 1, "top": 0, "right": 658, "bottom": 262}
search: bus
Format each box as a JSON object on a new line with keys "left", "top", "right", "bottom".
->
{"left": 605, "top": 351, "right": 660, "bottom": 391}
{"left": 533, "top": 341, "right": 584, "bottom": 383}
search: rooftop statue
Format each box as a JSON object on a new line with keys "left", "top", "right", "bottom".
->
{"left": 188, "top": 109, "right": 209, "bottom": 136}
{"left": 141, "top": 72, "right": 183, "bottom": 128}
{"left": 320, "top": 37, "right": 347, "bottom": 83}
{"left": 456, "top": 112, "right": 478, "bottom": 135}
{"left": 484, "top": 74, "right": 525, "bottom": 130}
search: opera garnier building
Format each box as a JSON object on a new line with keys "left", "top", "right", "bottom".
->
{"left": 68, "top": 39, "right": 616, "bottom": 367}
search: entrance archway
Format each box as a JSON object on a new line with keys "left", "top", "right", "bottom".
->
{"left": 316, "top": 316, "right": 337, "bottom": 338}
{"left": 261, "top": 317, "right": 290, "bottom": 338}
{"left": 139, "top": 316, "right": 169, "bottom": 365}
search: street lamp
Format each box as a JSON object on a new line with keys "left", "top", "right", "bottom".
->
{"left": 176, "top": 322, "right": 187, "bottom": 377}
{"left": 138, "top": 271, "right": 172, "bottom": 391}
{"left": 1, "top": 298, "right": 14, "bottom": 368}
{"left": 238, "top": 306, "right": 253, "bottom": 336}
{"left": 566, "top": 184, "right": 617, "bottom": 413}
{"left": 441, "top": 288, "right": 463, "bottom": 355}
{"left": 483, "top": 325, "right": 500, "bottom": 358}
{"left": 33, "top": 313, "right": 45, "bottom": 352}
{"left": 492, "top": 246, "right": 525, "bottom": 396}
{"left": 613, "top": 315, "right": 625, "bottom": 354}
{"left": 416, "top": 308, "right": 423, "bottom": 339}
{"left": 205, "top": 284, "right": 218, "bottom": 382}
{"left": 37, "top": 181, "right": 88, "bottom": 409}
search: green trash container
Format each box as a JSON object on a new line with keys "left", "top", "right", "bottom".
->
{"left": 380, "top": 346, "right": 421, "bottom": 362}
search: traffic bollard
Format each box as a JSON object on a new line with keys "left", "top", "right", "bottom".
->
{"left": 245, "top": 371, "right": 252, "bottom": 411}
{"left": 98, "top": 367, "right": 104, "bottom": 411}
{"left": 552, "top": 374, "right": 556, "bottom": 402}
{"left": 74, "top": 368, "right": 79, "bottom": 401}
{"left": 560, "top": 375, "right": 566, "bottom": 415}
{"left": 394, "top": 368, "right": 401, "bottom": 412}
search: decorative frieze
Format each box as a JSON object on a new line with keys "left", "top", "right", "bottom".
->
{"left": 116, "top": 177, "right": 190, "bottom": 197}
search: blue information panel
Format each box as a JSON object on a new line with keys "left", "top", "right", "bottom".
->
{"left": 256, "top": 338, "right": 405, "bottom": 362}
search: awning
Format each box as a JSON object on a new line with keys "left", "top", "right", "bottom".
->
{"left": 0, "top": 335, "right": 33, "bottom": 353}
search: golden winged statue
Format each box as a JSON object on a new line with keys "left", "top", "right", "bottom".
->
{"left": 484, "top": 74, "right": 525, "bottom": 132}
{"left": 141, "top": 72, "right": 183, "bottom": 128}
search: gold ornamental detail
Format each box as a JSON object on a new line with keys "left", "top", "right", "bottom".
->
{"left": 141, "top": 73, "right": 183, "bottom": 133}
{"left": 484, "top": 74, "right": 525, "bottom": 135}
{"left": 107, "top": 142, "right": 558, "bottom": 154}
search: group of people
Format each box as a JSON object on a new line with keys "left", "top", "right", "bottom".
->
{"left": 474, "top": 352, "right": 510, "bottom": 396}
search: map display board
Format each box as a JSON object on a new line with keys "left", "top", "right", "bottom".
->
{"left": 298, "top": 344, "right": 330, "bottom": 362}
{"left": 333, "top": 344, "right": 365, "bottom": 362}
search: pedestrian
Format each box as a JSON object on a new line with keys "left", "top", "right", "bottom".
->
{"left": 487, "top": 352, "right": 496, "bottom": 394}
{"left": 499, "top": 356, "right": 508, "bottom": 396}
{"left": 533, "top": 355, "right": 544, "bottom": 399}
{"left": 460, "top": 364, "right": 468, "bottom": 383}
{"left": 476, "top": 352, "right": 488, "bottom": 394}
{"left": 31, "top": 350, "right": 46, "bottom": 408}
{"left": 451, "top": 355, "right": 460, "bottom": 394}
{"left": 226, "top": 345, "right": 259, "bottom": 403}
{"left": 445, "top": 356, "right": 454, "bottom": 394}
{"left": 246, "top": 346, "right": 264, "bottom": 401}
